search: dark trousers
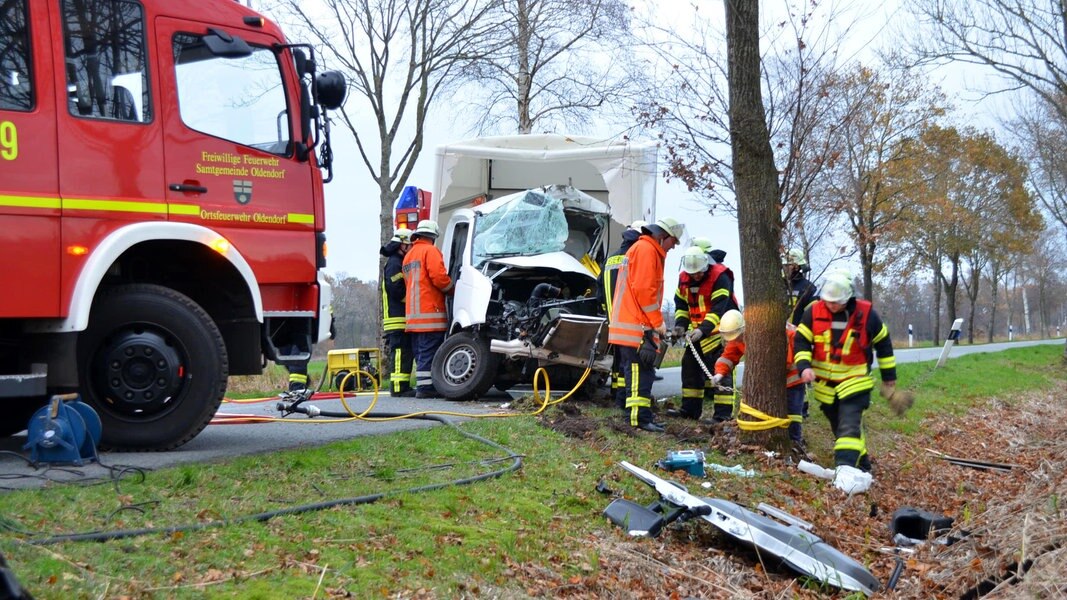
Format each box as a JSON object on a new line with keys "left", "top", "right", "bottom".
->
{"left": 618, "top": 345, "right": 655, "bottom": 427}
{"left": 820, "top": 390, "right": 871, "bottom": 471}
{"left": 411, "top": 331, "right": 445, "bottom": 394}
{"left": 384, "top": 331, "right": 413, "bottom": 395}
{"left": 680, "top": 344, "right": 731, "bottom": 420}
{"left": 786, "top": 385, "right": 806, "bottom": 442}
{"left": 610, "top": 346, "right": 626, "bottom": 408}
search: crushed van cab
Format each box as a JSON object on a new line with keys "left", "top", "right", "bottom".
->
{"left": 432, "top": 185, "right": 613, "bottom": 399}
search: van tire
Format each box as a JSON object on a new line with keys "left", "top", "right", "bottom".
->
{"left": 431, "top": 332, "right": 498, "bottom": 400}
{"left": 77, "top": 284, "right": 227, "bottom": 450}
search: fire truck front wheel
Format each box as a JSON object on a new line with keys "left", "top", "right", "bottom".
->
{"left": 78, "top": 284, "right": 228, "bottom": 451}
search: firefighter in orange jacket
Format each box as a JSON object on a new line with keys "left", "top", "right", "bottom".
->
{"left": 598, "top": 220, "right": 647, "bottom": 408}
{"left": 794, "top": 271, "right": 896, "bottom": 472}
{"left": 403, "top": 220, "right": 454, "bottom": 398}
{"left": 608, "top": 217, "right": 684, "bottom": 433}
{"left": 712, "top": 310, "right": 808, "bottom": 446}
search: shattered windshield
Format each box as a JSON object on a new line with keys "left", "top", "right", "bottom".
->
{"left": 472, "top": 190, "right": 569, "bottom": 266}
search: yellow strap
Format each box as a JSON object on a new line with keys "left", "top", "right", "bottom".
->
{"left": 735, "top": 402, "right": 792, "bottom": 431}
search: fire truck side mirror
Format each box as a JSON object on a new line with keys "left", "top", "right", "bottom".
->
{"left": 203, "top": 28, "right": 253, "bottom": 59}
{"left": 315, "top": 71, "right": 346, "bottom": 110}
{"left": 293, "top": 48, "right": 311, "bottom": 79}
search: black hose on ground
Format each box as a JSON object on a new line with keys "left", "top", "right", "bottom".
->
{"left": 23, "top": 413, "right": 521, "bottom": 546}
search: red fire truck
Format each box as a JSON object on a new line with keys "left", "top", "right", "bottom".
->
{"left": 0, "top": 0, "right": 346, "bottom": 449}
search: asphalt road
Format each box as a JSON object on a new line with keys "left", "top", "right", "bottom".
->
{"left": 1, "top": 338, "right": 1062, "bottom": 490}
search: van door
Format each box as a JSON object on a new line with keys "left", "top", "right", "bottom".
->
{"left": 0, "top": 0, "right": 60, "bottom": 317}
{"left": 154, "top": 17, "right": 317, "bottom": 288}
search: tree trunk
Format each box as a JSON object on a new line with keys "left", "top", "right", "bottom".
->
{"left": 931, "top": 255, "right": 942, "bottom": 346}
{"left": 724, "top": 0, "right": 788, "bottom": 448}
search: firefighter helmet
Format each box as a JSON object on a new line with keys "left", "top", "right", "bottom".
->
{"left": 392, "top": 227, "right": 412, "bottom": 244}
{"left": 783, "top": 248, "right": 807, "bottom": 267}
{"left": 413, "top": 220, "right": 439, "bottom": 239}
{"left": 719, "top": 309, "right": 745, "bottom": 341}
{"left": 820, "top": 270, "right": 854, "bottom": 303}
{"left": 681, "top": 246, "right": 709, "bottom": 274}
{"left": 691, "top": 236, "right": 713, "bottom": 253}
{"left": 628, "top": 220, "right": 648, "bottom": 231}
{"left": 644, "top": 217, "right": 685, "bottom": 241}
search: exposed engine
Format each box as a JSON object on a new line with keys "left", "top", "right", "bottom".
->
{"left": 482, "top": 269, "right": 602, "bottom": 346}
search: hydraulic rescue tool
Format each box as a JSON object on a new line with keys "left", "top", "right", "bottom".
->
{"left": 604, "top": 460, "right": 881, "bottom": 596}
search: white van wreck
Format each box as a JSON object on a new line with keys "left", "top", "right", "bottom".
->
{"left": 428, "top": 135, "right": 658, "bottom": 399}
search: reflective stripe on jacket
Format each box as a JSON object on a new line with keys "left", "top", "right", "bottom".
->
{"left": 403, "top": 238, "right": 453, "bottom": 333}
{"left": 608, "top": 235, "right": 665, "bottom": 348}
{"left": 673, "top": 270, "right": 715, "bottom": 327}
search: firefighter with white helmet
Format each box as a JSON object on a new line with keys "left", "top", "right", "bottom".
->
{"left": 380, "top": 227, "right": 415, "bottom": 396}
{"left": 608, "top": 216, "right": 684, "bottom": 432}
{"left": 403, "top": 219, "right": 453, "bottom": 397}
{"left": 670, "top": 242, "right": 740, "bottom": 423}
{"left": 783, "top": 248, "right": 817, "bottom": 326}
{"left": 599, "top": 219, "right": 650, "bottom": 408}
{"left": 794, "top": 270, "right": 898, "bottom": 473}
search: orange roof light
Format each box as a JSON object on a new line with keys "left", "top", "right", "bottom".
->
{"left": 210, "top": 237, "right": 231, "bottom": 255}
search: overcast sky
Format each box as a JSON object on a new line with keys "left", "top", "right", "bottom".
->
{"left": 267, "top": 0, "right": 1010, "bottom": 304}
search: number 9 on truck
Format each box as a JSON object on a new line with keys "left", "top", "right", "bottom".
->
{"left": 0, "top": 121, "right": 16, "bottom": 160}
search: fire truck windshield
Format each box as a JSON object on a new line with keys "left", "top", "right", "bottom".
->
{"left": 173, "top": 33, "right": 291, "bottom": 155}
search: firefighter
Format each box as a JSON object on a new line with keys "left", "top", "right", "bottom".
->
{"left": 672, "top": 244, "right": 739, "bottom": 422}
{"left": 381, "top": 227, "right": 414, "bottom": 396}
{"left": 793, "top": 270, "right": 896, "bottom": 472}
{"left": 609, "top": 217, "right": 684, "bottom": 432}
{"left": 669, "top": 247, "right": 717, "bottom": 419}
{"left": 403, "top": 220, "right": 454, "bottom": 398}
{"left": 598, "top": 220, "right": 647, "bottom": 408}
{"left": 711, "top": 310, "right": 807, "bottom": 446}
{"left": 784, "top": 248, "right": 817, "bottom": 327}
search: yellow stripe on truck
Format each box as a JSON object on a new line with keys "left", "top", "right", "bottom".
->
{"left": 63, "top": 198, "right": 168, "bottom": 214}
{"left": 287, "top": 213, "right": 314, "bottom": 224}
{"left": 0, "top": 194, "right": 62, "bottom": 209}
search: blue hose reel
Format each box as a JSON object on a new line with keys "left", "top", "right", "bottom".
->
{"left": 24, "top": 393, "right": 102, "bottom": 466}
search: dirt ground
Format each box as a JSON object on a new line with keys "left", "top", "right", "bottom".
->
{"left": 532, "top": 388, "right": 1067, "bottom": 599}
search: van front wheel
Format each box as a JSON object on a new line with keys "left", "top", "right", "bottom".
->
{"left": 431, "top": 333, "right": 498, "bottom": 400}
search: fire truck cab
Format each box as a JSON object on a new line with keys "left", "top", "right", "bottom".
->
{"left": 0, "top": 0, "right": 345, "bottom": 449}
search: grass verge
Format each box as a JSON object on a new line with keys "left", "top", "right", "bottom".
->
{"left": 1, "top": 345, "right": 1064, "bottom": 598}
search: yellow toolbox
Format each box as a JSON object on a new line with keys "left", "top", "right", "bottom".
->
{"left": 326, "top": 348, "right": 381, "bottom": 392}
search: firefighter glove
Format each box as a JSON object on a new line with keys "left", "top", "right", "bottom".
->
{"left": 673, "top": 325, "right": 686, "bottom": 339}
{"left": 687, "top": 328, "right": 704, "bottom": 342}
{"left": 883, "top": 382, "right": 915, "bottom": 416}
{"left": 711, "top": 374, "right": 724, "bottom": 385}
{"left": 638, "top": 330, "right": 660, "bottom": 369}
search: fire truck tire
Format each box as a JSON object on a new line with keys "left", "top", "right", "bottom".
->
{"left": 77, "top": 284, "right": 228, "bottom": 451}
{"left": 430, "top": 332, "right": 498, "bottom": 400}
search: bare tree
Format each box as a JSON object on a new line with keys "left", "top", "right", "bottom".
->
{"left": 907, "top": 0, "right": 1067, "bottom": 121}
{"left": 1016, "top": 97, "right": 1067, "bottom": 235}
{"left": 271, "top": 0, "right": 499, "bottom": 248}
{"left": 463, "top": 0, "right": 638, "bottom": 134}
{"left": 725, "top": 0, "right": 790, "bottom": 446}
